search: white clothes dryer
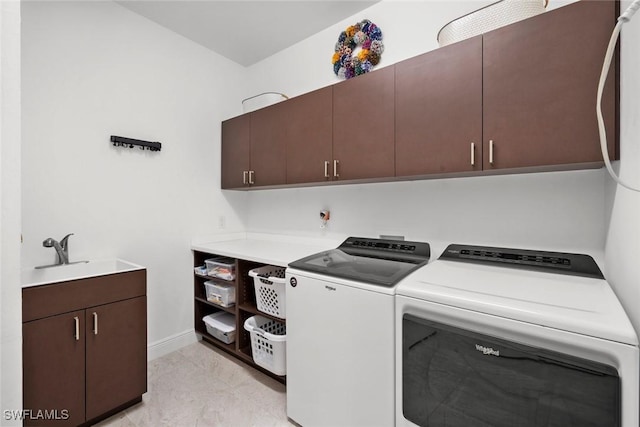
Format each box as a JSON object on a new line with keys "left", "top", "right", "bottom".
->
{"left": 395, "top": 244, "right": 639, "bottom": 427}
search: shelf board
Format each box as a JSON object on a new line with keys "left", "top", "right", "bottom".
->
{"left": 237, "top": 346, "right": 254, "bottom": 363}
{"left": 237, "top": 346, "right": 286, "bottom": 384}
{"left": 198, "top": 334, "right": 286, "bottom": 384}
{"left": 194, "top": 273, "right": 236, "bottom": 284}
{"left": 238, "top": 303, "right": 286, "bottom": 323}
{"left": 195, "top": 297, "right": 236, "bottom": 314}
{"left": 198, "top": 331, "right": 236, "bottom": 354}
{"left": 238, "top": 302, "right": 259, "bottom": 315}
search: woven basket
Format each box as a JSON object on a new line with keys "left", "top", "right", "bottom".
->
{"left": 438, "top": 0, "right": 549, "bottom": 47}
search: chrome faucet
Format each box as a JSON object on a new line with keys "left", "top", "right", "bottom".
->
{"left": 35, "top": 233, "right": 88, "bottom": 269}
{"left": 38, "top": 233, "right": 74, "bottom": 268}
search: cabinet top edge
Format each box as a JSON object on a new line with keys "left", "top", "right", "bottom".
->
{"left": 21, "top": 258, "right": 146, "bottom": 289}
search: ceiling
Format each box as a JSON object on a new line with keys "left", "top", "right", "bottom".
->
{"left": 116, "top": 1, "right": 380, "bottom": 67}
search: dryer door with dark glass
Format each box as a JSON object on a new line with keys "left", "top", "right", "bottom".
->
{"left": 402, "top": 314, "right": 621, "bottom": 427}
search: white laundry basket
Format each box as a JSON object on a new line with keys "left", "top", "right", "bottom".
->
{"left": 241, "top": 92, "right": 289, "bottom": 113}
{"left": 437, "top": 0, "right": 548, "bottom": 47}
{"left": 249, "top": 265, "right": 287, "bottom": 319}
{"left": 244, "top": 315, "right": 287, "bottom": 376}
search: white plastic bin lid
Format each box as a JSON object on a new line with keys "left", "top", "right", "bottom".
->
{"left": 204, "top": 280, "right": 234, "bottom": 290}
{"left": 203, "top": 312, "right": 236, "bottom": 333}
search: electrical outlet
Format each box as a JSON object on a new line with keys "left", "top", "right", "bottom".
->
{"left": 218, "top": 215, "right": 226, "bottom": 229}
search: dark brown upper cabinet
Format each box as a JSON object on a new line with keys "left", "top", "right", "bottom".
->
{"left": 221, "top": 114, "right": 251, "bottom": 189}
{"left": 221, "top": 99, "right": 293, "bottom": 189}
{"left": 332, "top": 65, "right": 396, "bottom": 181}
{"left": 222, "top": 67, "right": 398, "bottom": 188}
{"left": 283, "top": 87, "right": 333, "bottom": 185}
{"left": 482, "top": 0, "right": 618, "bottom": 170}
{"left": 220, "top": 0, "right": 618, "bottom": 190}
{"left": 395, "top": 36, "right": 483, "bottom": 177}
{"left": 249, "top": 103, "right": 287, "bottom": 186}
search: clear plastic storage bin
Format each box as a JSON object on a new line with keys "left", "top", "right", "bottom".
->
{"left": 205, "top": 257, "right": 236, "bottom": 281}
{"left": 204, "top": 280, "right": 236, "bottom": 307}
{"left": 203, "top": 312, "right": 236, "bottom": 344}
{"left": 244, "top": 315, "right": 287, "bottom": 376}
{"left": 194, "top": 265, "right": 208, "bottom": 276}
{"left": 249, "top": 265, "right": 287, "bottom": 319}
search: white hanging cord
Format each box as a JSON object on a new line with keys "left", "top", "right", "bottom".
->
{"left": 597, "top": 0, "right": 640, "bottom": 192}
{"left": 620, "top": 0, "right": 640, "bottom": 22}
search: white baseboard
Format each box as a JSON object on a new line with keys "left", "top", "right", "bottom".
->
{"left": 147, "top": 329, "right": 199, "bottom": 361}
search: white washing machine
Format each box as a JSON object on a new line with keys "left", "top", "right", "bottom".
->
{"left": 395, "top": 244, "right": 639, "bottom": 427}
{"left": 286, "top": 237, "right": 430, "bottom": 427}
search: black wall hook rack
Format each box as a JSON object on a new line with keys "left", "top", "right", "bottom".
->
{"left": 110, "top": 135, "right": 161, "bottom": 152}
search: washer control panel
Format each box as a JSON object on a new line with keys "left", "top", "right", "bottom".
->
{"left": 440, "top": 244, "right": 604, "bottom": 279}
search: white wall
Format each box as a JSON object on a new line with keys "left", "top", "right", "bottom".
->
{"left": 244, "top": 0, "right": 574, "bottom": 100}
{"left": 245, "top": 1, "right": 487, "bottom": 100}
{"left": 15, "top": 0, "right": 640, "bottom": 408}
{"left": 604, "top": 1, "right": 640, "bottom": 337}
{"left": 244, "top": 170, "right": 606, "bottom": 253}
{"left": 21, "top": 1, "right": 248, "bottom": 356}
{"left": 244, "top": 0, "right": 606, "bottom": 255}
{"left": 1, "top": 0, "right": 23, "bottom": 421}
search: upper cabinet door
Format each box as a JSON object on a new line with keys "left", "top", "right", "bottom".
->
{"left": 333, "top": 66, "right": 395, "bottom": 181}
{"left": 396, "top": 36, "right": 483, "bottom": 176}
{"left": 250, "top": 103, "right": 287, "bottom": 187}
{"left": 285, "top": 87, "right": 333, "bottom": 185}
{"left": 221, "top": 115, "right": 250, "bottom": 189}
{"left": 483, "top": 0, "right": 617, "bottom": 170}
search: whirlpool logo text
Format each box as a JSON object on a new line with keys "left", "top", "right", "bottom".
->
{"left": 475, "top": 344, "right": 500, "bottom": 357}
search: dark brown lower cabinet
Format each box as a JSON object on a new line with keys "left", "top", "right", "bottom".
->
{"left": 23, "top": 311, "right": 86, "bottom": 427}
{"left": 22, "top": 270, "right": 147, "bottom": 426}
{"left": 85, "top": 297, "right": 147, "bottom": 421}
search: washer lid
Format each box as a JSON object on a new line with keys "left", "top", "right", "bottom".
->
{"left": 396, "top": 258, "right": 638, "bottom": 346}
{"left": 288, "top": 237, "right": 430, "bottom": 287}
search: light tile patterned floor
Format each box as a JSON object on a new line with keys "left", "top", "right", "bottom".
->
{"left": 95, "top": 340, "right": 293, "bottom": 427}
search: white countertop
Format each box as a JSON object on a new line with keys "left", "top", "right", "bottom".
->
{"left": 21, "top": 258, "right": 145, "bottom": 288}
{"left": 191, "top": 233, "right": 605, "bottom": 270}
{"left": 191, "top": 232, "right": 342, "bottom": 266}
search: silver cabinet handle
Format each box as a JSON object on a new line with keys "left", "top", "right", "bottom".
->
{"left": 92, "top": 312, "right": 98, "bottom": 335}
{"left": 74, "top": 316, "right": 80, "bottom": 341}
{"left": 249, "top": 170, "right": 255, "bottom": 185}
{"left": 489, "top": 140, "right": 495, "bottom": 165}
{"left": 471, "top": 142, "right": 475, "bottom": 166}
{"left": 324, "top": 161, "right": 330, "bottom": 178}
{"left": 242, "top": 171, "right": 248, "bottom": 185}
{"left": 333, "top": 160, "right": 339, "bottom": 178}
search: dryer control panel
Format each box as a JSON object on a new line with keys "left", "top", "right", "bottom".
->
{"left": 440, "top": 244, "right": 604, "bottom": 279}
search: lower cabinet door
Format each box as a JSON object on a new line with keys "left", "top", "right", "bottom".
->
{"left": 85, "top": 296, "right": 147, "bottom": 421}
{"left": 23, "top": 310, "right": 86, "bottom": 426}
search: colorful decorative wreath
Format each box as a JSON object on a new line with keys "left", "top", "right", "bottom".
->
{"left": 332, "top": 19, "right": 384, "bottom": 79}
